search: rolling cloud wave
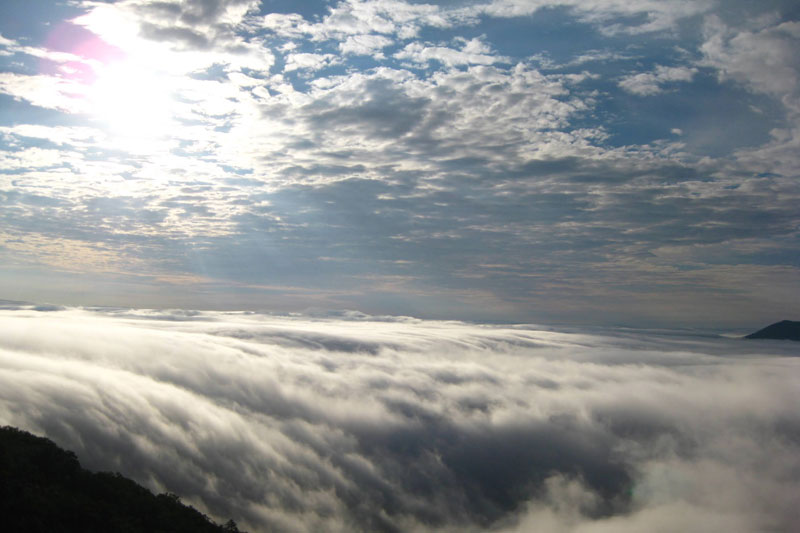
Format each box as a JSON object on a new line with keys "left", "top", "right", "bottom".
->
{"left": 0, "top": 307, "right": 798, "bottom": 531}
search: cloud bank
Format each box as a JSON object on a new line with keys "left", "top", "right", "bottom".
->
{"left": 0, "top": 306, "right": 798, "bottom": 531}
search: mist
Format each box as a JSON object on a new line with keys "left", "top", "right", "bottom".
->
{"left": 0, "top": 306, "right": 798, "bottom": 532}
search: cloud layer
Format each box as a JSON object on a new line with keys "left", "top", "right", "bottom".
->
{"left": 0, "top": 1, "right": 798, "bottom": 325}
{"left": 0, "top": 306, "right": 798, "bottom": 531}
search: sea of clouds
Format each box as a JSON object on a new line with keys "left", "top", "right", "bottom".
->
{"left": 0, "top": 304, "right": 798, "bottom": 532}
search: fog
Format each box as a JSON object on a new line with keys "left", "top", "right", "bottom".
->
{"left": 0, "top": 306, "right": 798, "bottom": 532}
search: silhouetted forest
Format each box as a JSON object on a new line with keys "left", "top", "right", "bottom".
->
{"left": 0, "top": 426, "right": 245, "bottom": 532}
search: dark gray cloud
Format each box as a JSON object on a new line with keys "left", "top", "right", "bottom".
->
{"left": 139, "top": 22, "right": 212, "bottom": 49}
{"left": 132, "top": 0, "right": 259, "bottom": 46}
{"left": 307, "top": 79, "right": 430, "bottom": 140}
{"left": 0, "top": 307, "right": 798, "bottom": 531}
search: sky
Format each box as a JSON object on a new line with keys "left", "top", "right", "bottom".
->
{"left": 1, "top": 305, "right": 799, "bottom": 531}
{"left": 0, "top": 0, "right": 799, "bottom": 328}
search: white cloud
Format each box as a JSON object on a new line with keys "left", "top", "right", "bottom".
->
{"left": 0, "top": 124, "right": 102, "bottom": 146}
{"left": 0, "top": 307, "right": 798, "bottom": 532}
{"left": 261, "top": 12, "right": 310, "bottom": 37}
{"left": 618, "top": 65, "right": 697, "bottom": 95}
{"left": 395, "top": 37, "right": 509, "bottom": 67}
{"left": 305, "top": 0, "right": 446, "bottom": 40}
{"left": 283, "top": 52, "right": 338, "bottom": 72}
{"left": 702, "top": 17, "right": 800, "bottom": 110}
{"left": 0, "top": 33, "right": 16, "bottom": 47}
{"left": 0, "top": 72, "right": 90, "bottom": 113}
{"left": 207, "top": 61, "right": 591, "bottom": 186}
{"left": 255, "top": 0, "right": 713, "bottom": 44}
{"left": 471, "top": 0, "right": 714, "bottom": 34}
{"left": 339, "top": 34, "right": 394, "bottom": 57}
{"left": 700, "top": 16, "right": 800, "bottom": 175}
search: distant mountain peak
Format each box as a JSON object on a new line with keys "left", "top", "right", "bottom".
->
{"left": 745, "top": 320, "right": 800, "bottom": 341}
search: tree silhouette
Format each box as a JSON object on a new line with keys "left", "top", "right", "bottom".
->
{"left": 0, "top": 426, "right": 249, "bottom": 533}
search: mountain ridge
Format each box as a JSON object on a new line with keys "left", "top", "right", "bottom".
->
{"left": 0, "top": 426, "right": 245, "bottom": 533}
{"left": 745, "top": 320, "right": 800, "bottom": 341}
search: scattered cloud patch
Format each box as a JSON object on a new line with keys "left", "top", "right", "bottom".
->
{"left": 618, "top": 65, "right": 697, "bottom": 95}
{"left": 339, "top": 34, "right": 394, "bottom": 57}
{"left": 283, "top": 52, "right": 338, "bottom": 72}
{"left": 395, "top": 37, "right": 509, "bottom": 67}
{"left": 477, "top": 0, "right": 715, "bottom": 34}
{"left": 702, "top": 16, "right": 800, "bottom": 110}
{"left": 0, "top": 0, "right": 798, "bottom": 325}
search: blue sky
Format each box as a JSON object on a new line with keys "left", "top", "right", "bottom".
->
{"left": 0, "top": 0, "right": 798, "bottom": 327}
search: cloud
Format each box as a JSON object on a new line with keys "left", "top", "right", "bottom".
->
{"left": 263, "top": 0, "right": 447, "bottom": 42}
{"left": 0, "top": 72, "right": 90, "bottom": 113}
{"left": 283, "top": 52, "right": 338, "bottom": 72}
{"left": 395, "top": 37, "right": 509, "bottom": 67}
{"left": 73, "top": 0, "right": 272, "bottom": 73}
{"left": 0, "top": 307, "right": 799, "bottom": 532}
{"left": 257, "top": 0, "right": 711, "bottom": 44}
{"left": 701, "top": 16, "right": 800, "bottom": 110}
{"left": 1, "top": 0, "right": 798, "bottom": 326}
{"left": 699, "top": 13, "right": 800, "bottom": 175}
{"left": 618, "top": 65, "right": 697, "bottom": 96}
{"left": 339, "top": 34, "right": 395, "bottom": 57}
{"left": 89, "top": 0, "right": 261, "bottom": 46}
{"left": 472, "top": 0, "right": 715, "bottom": 34}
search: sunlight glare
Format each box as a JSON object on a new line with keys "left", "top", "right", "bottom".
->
{"left": 89, "top": 60, "right": 175, "bottom": 142}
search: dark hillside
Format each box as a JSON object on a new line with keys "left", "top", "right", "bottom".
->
{"left": 745, "top": 320, "right": 800, "bottom": 341}
{"left": 0, "top": 426, "right": 244, "bottom": 533}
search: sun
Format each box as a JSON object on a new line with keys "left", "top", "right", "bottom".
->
{"left": 63, "top": 8, "right": 179, "bottom": 145}
{"left": 88, "top": 59, "right": 176, "bottom": 142}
